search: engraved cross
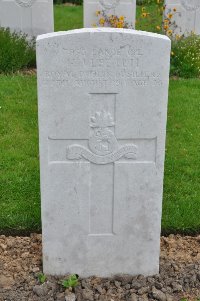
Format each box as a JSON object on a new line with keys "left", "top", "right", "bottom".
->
{"left": 48, "top": 93, "right": 157, "bottom": 236}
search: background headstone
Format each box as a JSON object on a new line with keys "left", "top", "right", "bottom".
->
{"left": 164, "top": 0, "right": 200, "bottom": 36}
{"left": 84, "top": 0, "right": 136, "bottom": 28}
{"left": 37, "top": 28, "right": 171, "bottom": 277}
{"left": 0, "top": 0, "right": 54, "bottom": 37}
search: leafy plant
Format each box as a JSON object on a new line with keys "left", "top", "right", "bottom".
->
{"left": 61, "top": 274, "right": 79, "bottom": 288}
{"left": 38, "top": 273, "right": 47, "bottom": 284}
{"left": 171, "top": 34, "right": 200, "bottom": 78}
{"left": 0, "top": 27, "right": 36, "bottom": 73}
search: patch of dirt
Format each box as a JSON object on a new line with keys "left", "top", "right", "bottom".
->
{"left": 0, "top": 234, "right": 199, "bottom": 301}
{"left": 17, "top": 68, "right": 37, "bottom": 75}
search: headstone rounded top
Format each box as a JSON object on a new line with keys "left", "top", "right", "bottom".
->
{"left": 99, "top": 0, "right": 120, "bottom": 10}
{"left": 15, "top": 0, "right": 36, "bottom": 7}
{"left": 37, "top": 28, "right": 171, "bottom": 42}
{"left": 180, "top": 0, "right": 200, "bottom": 11}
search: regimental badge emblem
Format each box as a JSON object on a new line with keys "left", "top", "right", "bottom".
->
{"left": 89, "top": 111, "right": 118, "bottom": 156}
{"left": 67, "top": 110, "right": 138, "bottom": 165}
{"left": 99, "top": 0, "right": 120, "bottom": 10}
{"left": 15, "top": 0, "right": 36, "bottom": 7}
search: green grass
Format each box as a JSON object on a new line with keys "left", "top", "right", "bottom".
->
{"left": 0, "top": 76, "right": 200, "bottom": 234}
{"left": 0, "top": 75, "right": 40, "bottom": 234}
{"left": 162, "top": 79, "right": 200, "bottom": 235}
{"left": 54, "top": 5, "right": 83, "bottom": 31}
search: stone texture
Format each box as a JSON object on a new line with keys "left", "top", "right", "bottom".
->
{"left": 65, "top": 292, "right": 76, "bottom": 301}
{"left": 84, "top": 0, "right": 136, "bottom": 28}
{"left": 33, "top": 284, "right": 48, "bottom": 296}
{"left": 36, "top": 28, "right": 171, "bottom": 277}
{"left": 0, "top": 0, "right": 54, "bottom": 37}
{"left": 164, "top": 0, "right": 200, "bottom": 36}
{"left": 152, "top": 286, "right": 167, "bottom": 301}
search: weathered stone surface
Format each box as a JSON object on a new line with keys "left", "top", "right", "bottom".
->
{"left": 65, "top": 292, "right": 76, "bottom": 301}
{"left": 0, "top": 0, "right": 54, "bottom": 37}
{"left": 33, "top": 284, "right": 49, "bottom": 296}
{"left": 164, "top": 0, "right": 200, "bottom": 36}
{"left": 152, "top": 286, "right": 167, "bottom": 301}
{"left": 84, "top": 0, "right": 136, "bottom": 28}
{"left": 37, "top": 28, "right": 171, "bottom": 277}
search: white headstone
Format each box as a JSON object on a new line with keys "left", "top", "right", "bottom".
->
{"left": 164, "top": 0, "right": 200, "bottom": 36}
{"left": 84, "top": 0, "right": 136, "bottom": 28}
{"left": 0, "top": 0, "right": 54, "bottom": 37}
{"left": 37, "top": 28, "right": 171, "bottom": 277}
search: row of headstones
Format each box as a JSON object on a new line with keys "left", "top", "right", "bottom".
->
{"left": 0, "top": 0, "right": 200, "bottom": 37}
{"left": 85, "top": 0, "right": 200, "bottom": 36}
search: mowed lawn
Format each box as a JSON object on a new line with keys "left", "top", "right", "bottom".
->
{"left": 0, "top": 5, "right": 200, "bottom": 235}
